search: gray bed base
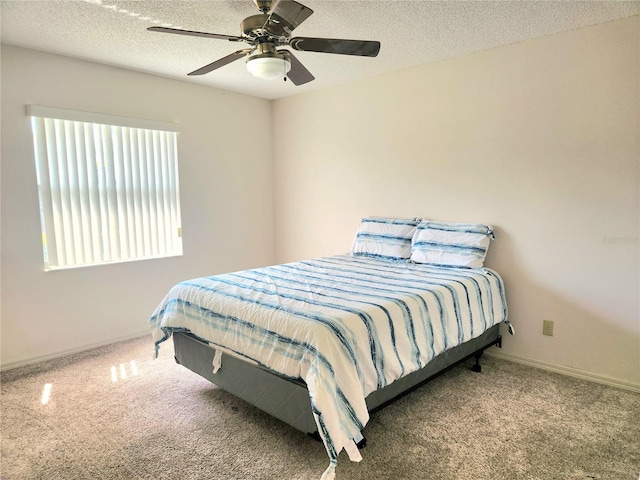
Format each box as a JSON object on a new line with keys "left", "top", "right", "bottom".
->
{"left": 172, "top": 323, "right": 502, "bottom": 440}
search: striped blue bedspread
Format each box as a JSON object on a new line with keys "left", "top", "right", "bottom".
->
{"left": 149, "top": 254, "right": 508, "bottom": 478}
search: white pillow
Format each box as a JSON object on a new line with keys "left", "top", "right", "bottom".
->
{"left": 410, "top": 220, "right": 494, "bottom": 268}
{"left": 351, "top": 217, "right": 419, "bottom": 260}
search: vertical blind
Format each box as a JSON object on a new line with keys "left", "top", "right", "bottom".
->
{"left": 28, "top": 105, "right": 182, "bottom": 270}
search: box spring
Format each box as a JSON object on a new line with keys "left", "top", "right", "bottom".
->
{"left": 172, "top": 323, "right": 501, "bottom": 437}
{"left": 173, "top": 325, "right": 501, "bottom": 435}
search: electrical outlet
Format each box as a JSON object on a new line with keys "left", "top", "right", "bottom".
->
{"left": 543, "top": 320, "right": 554, "bottom": 336}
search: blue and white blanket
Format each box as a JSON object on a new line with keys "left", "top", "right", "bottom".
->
{"left": 149, "top": 254, "right": 508, "bottom": 479}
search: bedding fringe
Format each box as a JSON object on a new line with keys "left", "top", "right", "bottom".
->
{"left": 321, "top": 463, "right": 336, "bottom": 480}
{"left": 504, "top": 319, "right": 515, "bottom": 335}
{"left": 320, "top": 437, "right": 363, "bottom": 480}
{"left": 212, "top": 349, "right": 223, "bottom": 373}
{"left": 344, "top": 439, "right": 363, "bottom": 462}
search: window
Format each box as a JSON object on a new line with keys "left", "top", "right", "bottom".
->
{"left": 28, "top": 105, "right": 182, "bottom": 271}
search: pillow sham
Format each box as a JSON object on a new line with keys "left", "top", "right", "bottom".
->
{"left": 410, "top": 220, "right": 494, "bottom": 268}
{"left": 351, "top": 217, "right": 419, "bottom": 260}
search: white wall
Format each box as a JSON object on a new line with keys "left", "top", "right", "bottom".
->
{"left": 3, "top": 17, "right": 639, "bottom": 388}
{"left": 1, "top": 45, "right": 275, "bottom": 367}
{"left": 272, "top": 17, "right": 640, "bottom": 387}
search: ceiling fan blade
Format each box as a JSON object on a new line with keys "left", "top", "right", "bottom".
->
{"left": 148, "top": 26, "right": 243, "bottom": 42}
{"left": 285, "top": 51, "right": 315, "bottom": 85}
{"left": 187, "top": 50, "right": 250, "bottom": 76}
{"left": 266, "top": 0, "right": 313, "bottom": 35}
{"left": 289, "top": 37, "right": 381, "bottom": 57}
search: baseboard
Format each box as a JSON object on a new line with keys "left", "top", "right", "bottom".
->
{"left": 486, "top": 350, "right": 640, "bottom": 393}
{"left": 4, "top": 334, "right": 639, "bottom": 394}
{"left": 0, "top": 331, "right": 150, "bottom": 372}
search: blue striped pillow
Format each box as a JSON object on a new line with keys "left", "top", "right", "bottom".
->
{"left": 351, "top": 217, "right": 419, "bottom": 260}
{"left": 410, "top": 220, "right": 494, "bottom": 268}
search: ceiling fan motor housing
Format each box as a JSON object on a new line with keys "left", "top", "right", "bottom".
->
{"left": 242, "top": 14, "right": 287, "bottom": 40}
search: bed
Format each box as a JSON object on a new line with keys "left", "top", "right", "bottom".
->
{"left": 149, "top": 218, "right": 510, "bottom": 479}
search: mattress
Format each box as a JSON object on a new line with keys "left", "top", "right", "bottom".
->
{"left": 149, "top": 254, "right": 509, "bottom": 478}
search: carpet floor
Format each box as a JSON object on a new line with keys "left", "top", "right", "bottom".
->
{"left": 1, "top": 335, "right": 638, "bottom": 479}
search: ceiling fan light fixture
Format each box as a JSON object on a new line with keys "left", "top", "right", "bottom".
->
{"left": 246, "top": 55, "right": 291, "bottom": 80}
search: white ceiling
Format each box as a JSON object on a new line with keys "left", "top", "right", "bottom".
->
{"left": 2, "top": 0, "right": 639, "bottom": 100}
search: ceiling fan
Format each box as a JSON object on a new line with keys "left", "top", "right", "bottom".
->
{"left": 148, "top": 0, "right": 381, "bottom": 86}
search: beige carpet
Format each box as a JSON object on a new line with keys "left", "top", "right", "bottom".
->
{"left": 1, "top": 335, "right": 639, "bottom": 480}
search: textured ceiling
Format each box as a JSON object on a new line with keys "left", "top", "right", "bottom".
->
{"left": 2, "top": 0, "right": 639, "bottom": 100}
